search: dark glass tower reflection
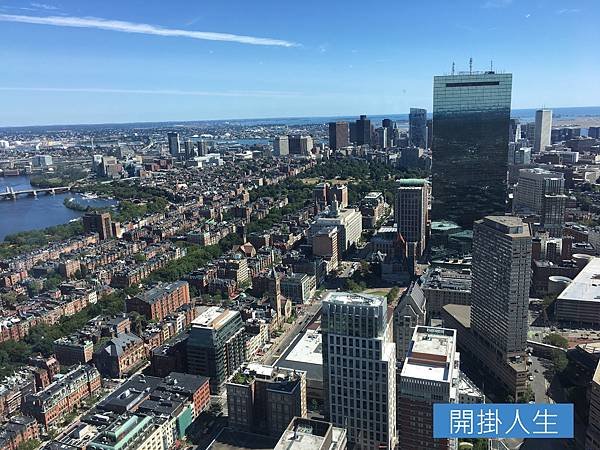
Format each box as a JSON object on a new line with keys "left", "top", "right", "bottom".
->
{"left": 432, "top": 72, "right": 512, "bottom": 227}
{"left": 409, "top": 108, "right": 427, "bottom": 148}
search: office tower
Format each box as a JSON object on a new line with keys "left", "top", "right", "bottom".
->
{"left": 534, "top": 109, "right": 552, "bottom": 153}
{"left": 393, "top": 281, "right": 426, "bottom": 365}
{"left": 432, "top": 71, "right": 512, "bottom": 227}
{"left": 313, "top": 227, "right": 339, "bottom": 271}
{"left": 288, "top": 134, "right": 314, "bottom": 155}
{"left": 328, "top": 122, "right": 349, "bottom": 150}
{"left": 383, "top": 118, "right": 394, "bottom": 147}
{"left": 587, "top": 361, "right": 600, "bottom": 450}
{"left": 509, "top": 118, "right": 521, "bottom": 143}
{"left": 167, "top": 132, "right": 180, "bottom": 157}
{"left": 273, "top": 135, "right": 289, "bottom": 156}
{"left": 83, "top": 212, "right": 113, "bottom": 240}
{"left": 396, "top": 179, "right": 429, "bottom": 258}
{"left": 184, "top": 139, "right": 196, "bottom": 160}
{"left": 375, "top": 127, "right": 387, "bottom": 149}
{"left": 426, "top": 119, "right": 433, "bottom": 149}
{"left": 354, "top": 115, "right": 372, "bottom": 146}
{"left": 227, "top": 363, "right": 307, "bottom": 437}
{"left": 409, "top": 108, "right": 428, "bottom": 149}
{"left": 513, "top": 168, "right": 566, "bottom": 237}
{"left": 330, "top": 184, "right": 349, "bottom": 208}
{"left": 512, "top": 147, "right": 531, "bottom": 165}
{"left": 398, "top": 326, "right": 460, "bottom": 450}
{"left": 471, "top": 216, "right": 532, "bottom": 357}
{"left": 589, "top": 126, "right": 600, "bottom": 139}
{"left": 198, "top": 140, "right": 211, "bottom": 156}
{"left": 187, "top": 307, "right": 246, "bottom": 393}
{"left": 322, "top": 292, "right": 396, "bottom": 450}
{"left": 311, "top": 206, "right": 362, "bottom": 256}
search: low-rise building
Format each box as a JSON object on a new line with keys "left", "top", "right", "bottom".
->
{"left": 93, "top": 332, "right": 146, "bottom": 378}
{"left": 421, "top": 267, "right": 471, "bottom": 318}
{"left": 23, "top": 365, "right": 101, "bottom": 429}
{"left": 227, "top": 363, "right": 307, "bottom": 437}
{"left": 126, "top": 281, "right": 190, "bottom": 322}
{"left": 555, "top": 257, "right": 600, "bottom": 325}
{"left": 274, "top": 417, "right": 347, "bottom": 450}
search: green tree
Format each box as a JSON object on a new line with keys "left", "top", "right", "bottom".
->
{"left": 543, "top": 333, "right": 569, "bottom": 349}
{"left": 17, "top": 439, "right": 42, "bottom": 450}
{"left": 551, "top": 349, "right": 568, "bottom": 374}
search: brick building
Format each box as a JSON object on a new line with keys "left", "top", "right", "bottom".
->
{"left": 126, "top": 281, "right": 190, "bottom": 321}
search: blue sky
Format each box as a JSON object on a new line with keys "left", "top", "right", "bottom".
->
{"left": 0, "top": 0, "right": 598, "bottom": 126}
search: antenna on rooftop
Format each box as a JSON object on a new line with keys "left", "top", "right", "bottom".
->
{"left": 451, "top": 62, "right": 455, "bottom": 75}
{"left": 490, "top": 60, "right": 494, "bottom": 72}
{"left": 469, "top": 57, "right": 473, "bottom": 74}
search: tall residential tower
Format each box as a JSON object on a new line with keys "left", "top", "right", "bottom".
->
{"left": 322, "top": 292, "right": 396, "bottom": 450}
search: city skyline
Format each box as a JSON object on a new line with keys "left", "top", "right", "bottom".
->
{"left": 0, "top": 0, "right": 599, "bottom": 126}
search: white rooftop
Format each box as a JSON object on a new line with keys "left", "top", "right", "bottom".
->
{"left": 558, "top": 257, "right": 600, "bottom": 303}
{"left": 324, "top": 291, "right": 384, "bottom": 307}
{"left": 284, "top": 329, "right": 322, "bottom": 366}
{"left": 401, "top": 327, "right": 457, "bottom": 383}
{"left": 190, "top": 307, "right": 237, "bottom": 330}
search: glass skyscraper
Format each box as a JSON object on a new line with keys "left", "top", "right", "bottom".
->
{"left": 432, "top": 72, "right": 512, "bottom": 227}
{"left": 408, "top": 108, "right": 427, "bottom": 148}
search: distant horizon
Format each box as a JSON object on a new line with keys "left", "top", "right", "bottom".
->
{"left": 2, "top": 105, "right": 600, "bottom": 131}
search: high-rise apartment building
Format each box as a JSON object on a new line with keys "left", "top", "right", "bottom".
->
{"left": 431, "top": 72, "right": 512, "bottom": 227}
{"left": 396, "top": 179, "right": 430, "bottom": 258}
{"left": 354, "top": 115, "right": 372, "bottom": 146}
{"left": 534, "top": 109, "right": 552, "bottom": 153}
{"left": 513, "top": 168, "right": 566, "bottom": 237}
{"left": 187, "top": 307, "right": 246, "bottom": 393}
{"left": 409, "top": 108, "right": 428, "bottom": 149}
{"left": 288, "top": 135, "right": 314, "bottom": 155}
{"left": 398, "top": 326, "right": 460, "bottom": 450}
{"left": 383, "top": 118, "right": 394, "bottom": 147}
{"left": 509, "top": 118, "right": 521, "bottom": 143}
{"left": 167, "top": 132, "right": 180, "bottom": 157}
{"left": 274, "top": 136, "right": 289, "bottom": 156}
{"left": 311, "top": 206, "right": 362, "bottom": 256}
{"left": 328, "top": 122, "right": 349, "bottom": 150}
{"left": 322, "top": 292, "right": 396, "bottom": 450}
{"left": 83, "top": 212, "right": 113, "bottom": 240}
{"left": 471, "top": 216, "right": 532, "bottom": 357}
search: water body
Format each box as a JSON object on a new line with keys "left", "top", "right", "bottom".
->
{"left": 2, "top": 106, "right": 599, "bottom": 132}
{"left": 0, "top": 176, "right": 116, "bottom": 241}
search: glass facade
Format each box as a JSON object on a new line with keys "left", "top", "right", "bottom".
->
{"left": 409, "top": 108, "right": 427, "bottom": 148}
{"left": 432, "top": 72, "right": 512, "bottom": 227}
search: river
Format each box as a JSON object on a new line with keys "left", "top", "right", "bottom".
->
{"left": 0, "top": 175, "right": 116, "bottom": 241}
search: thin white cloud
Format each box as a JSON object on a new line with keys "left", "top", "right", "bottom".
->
{"left": 556, "top": 8, "right": 581, "bottom": 14}
{"left": 0, "top": 86, "right": 300, "bottom": 97}
{"left": 482, "top": 0, "right": 513, "bottom": 8}
{"left": 30, "top": 3, "right": 58, "bottom": 10}
{"left": 0, "top": 13, "right": 298, "bottom": 47}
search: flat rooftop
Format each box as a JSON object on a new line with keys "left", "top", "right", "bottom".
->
{"left": 208, "top": 429, "right": 278, "bottom": 450}
{"left": 442, "top": 304, "right": 471, "bottom": 328}
{"left": 276, "top": 329, "right": 323, "bottom": 381}
{"left": 323, "top": 291, "right": 384, "bottom": 307}
{"left": 191, "top": 307, "right": 238, "bottom": 330}
{"left": 401, "top": 327, "right": 456, "bottom": 382}
{"left": 558, "top": 257, "right": 600, "bottom": 303}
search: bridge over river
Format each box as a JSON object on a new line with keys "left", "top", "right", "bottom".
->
{"left": 0, "top": 185, "right": 71, "bottom": 200}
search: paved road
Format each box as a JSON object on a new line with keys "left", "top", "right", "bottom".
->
{"left": 529, "top": 356, "right": 551, "bottom": 403}
{"left": 262, "top": 301, "right": 321, "bottom": 366}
